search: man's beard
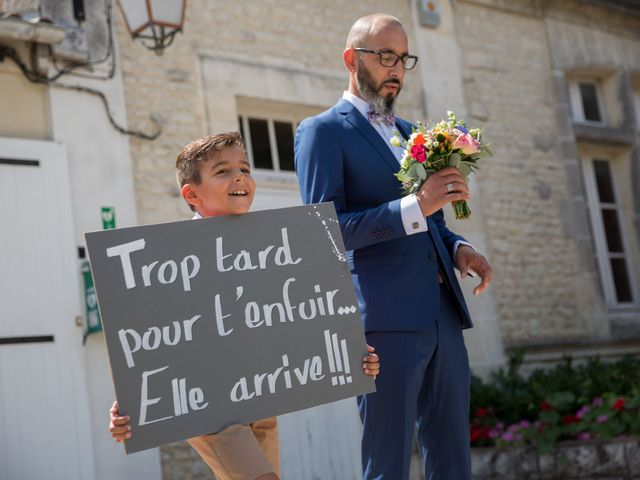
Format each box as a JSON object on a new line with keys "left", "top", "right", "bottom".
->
{"left": 355, "top": 59, "right": 401, "bottom": 115}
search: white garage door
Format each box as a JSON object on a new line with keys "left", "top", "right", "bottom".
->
{"left": 0, "top": 137, "right": 95, "bottom": 480}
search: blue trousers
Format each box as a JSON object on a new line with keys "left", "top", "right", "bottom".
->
{"left": 358, "top": 285, "right": 471, "bottom": 480}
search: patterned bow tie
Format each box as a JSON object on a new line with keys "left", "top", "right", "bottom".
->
{"left": 368, "top": 108, "right": 396, "bottom": 126}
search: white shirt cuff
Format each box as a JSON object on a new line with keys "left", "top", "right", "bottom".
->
{"left": 400, "top": 194, "right": 428, "bottom": 235}
{"left": 453, "top": 240, "right": 475, "bottom": 257}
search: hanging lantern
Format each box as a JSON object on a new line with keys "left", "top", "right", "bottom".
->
{"left": 117, "top": 0, "right": 186, "bottom": 54}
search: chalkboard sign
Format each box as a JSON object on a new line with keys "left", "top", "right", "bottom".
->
{"left": 85, "top": 203, "right": 375, "bottom": 453}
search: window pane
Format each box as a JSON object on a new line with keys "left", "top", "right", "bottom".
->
{"left": 610, "top": 258, "right": 633, "bottom": 303}
{"left": 593, "top": 160, "right": 615, "bottom": 204}
{"left": 579, "top": 83, "right": 601, "bottom": 122}
{"left": 601, "top": 208, "right": 624, "bottom": 253}
{"left": 248, "top": 118, "right": 273, "bottom": 169}
{"left": 238, "top": 116, "right": 245, "bottom": 141}
{"left": 274, "top": 121, "right": 295, "bottom": 171}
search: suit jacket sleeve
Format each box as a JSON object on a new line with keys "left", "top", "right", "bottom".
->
{"left": 295, "top": 117, "right": 409, "bottom": 251}
{"left": 295, "top": 116, "right": 467, "bottom": 255}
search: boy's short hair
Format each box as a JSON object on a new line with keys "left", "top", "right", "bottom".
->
{"left": 176, "top": 131, "right": 246, "bottom": 212}
{"left": 176, "top": 131, "right": 245, "bottom": 188}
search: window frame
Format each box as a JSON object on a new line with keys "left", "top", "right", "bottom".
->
{"left": 634, "top": 89, "right": 640, "bottom": 131}
{"left": 582, "top": 156, "right": 639, "bottom": 308}
{"left": 239, "top": 114, "right": 298, "bottom": 176}
{"left": 568, "top": 79, "right": 607, "bottom": 125}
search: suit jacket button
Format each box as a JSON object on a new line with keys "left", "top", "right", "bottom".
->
{"left": 430, "top": 252, "right": 437, "bottom": 260}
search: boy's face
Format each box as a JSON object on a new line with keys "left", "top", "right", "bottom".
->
{"left": 182, "top": 145, "right": 256, "bottom": 217}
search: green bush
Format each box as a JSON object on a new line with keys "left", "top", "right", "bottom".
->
{"left": 469, "top": 351, "right": 640, "bottom": 452}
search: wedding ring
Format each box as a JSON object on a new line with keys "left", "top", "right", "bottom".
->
{"left": 446, "top": 183, "right": 454, "bottom": 192}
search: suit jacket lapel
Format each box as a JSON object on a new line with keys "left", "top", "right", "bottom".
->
{"left": 338, "top": 100, "right": 401, "bottom": 174}
{"left": 395, "top": 118, "right": 412, "bottom": 141}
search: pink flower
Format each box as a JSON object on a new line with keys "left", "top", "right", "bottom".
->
{"left": 578, "top": 432, "right": 591, "bottom": 441}
{"left": 576, "top": 405, "right": 590, "bottom": 419}
{"left": 596, "top": 414, "right": 608, "bottom": 423}
{"left": 501, "top": 432, "right": 515, "bottom": 442}
{"left": 452, "top": 132, "right": 480, "bottom": 155}
{"left": 592, "top": 397, "right": 604, "bottom": 407}
{"left": 507, "top": 423, "right": 519, "bottom": 433}
{"left": 519, "top": 420, "right": 531, "bottom": 429}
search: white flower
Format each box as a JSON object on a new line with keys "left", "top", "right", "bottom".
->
{"left": 390, "top": 135, "right": 403, "bottom": 148}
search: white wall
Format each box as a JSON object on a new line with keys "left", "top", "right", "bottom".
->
{"left": 47, "top": 31, "right": 162, "bottom": 480}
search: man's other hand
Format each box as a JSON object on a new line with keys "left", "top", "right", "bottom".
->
{"left": 454, "top": 245, "right": 492, "bottom": 296}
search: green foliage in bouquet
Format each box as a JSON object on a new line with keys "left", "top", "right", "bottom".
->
{"left": 391, "top": 111, "right": 492, "bottom": 220}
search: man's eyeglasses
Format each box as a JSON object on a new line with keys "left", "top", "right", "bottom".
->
{"left": 354, "top": 48, "right": 419, "bottom": 70}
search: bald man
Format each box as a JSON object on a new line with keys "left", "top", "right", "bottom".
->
{"left": 294, "top": 14, "right": 492, "bottom": 480}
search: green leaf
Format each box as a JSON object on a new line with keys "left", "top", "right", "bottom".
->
{"left": 448, "top": 152, "right": 461, "bottom": 168}
{"left": 458, "top": 163, "right": 472, "bottom": 177}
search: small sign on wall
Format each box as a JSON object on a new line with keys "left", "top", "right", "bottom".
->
{"left": 82, "top": 259, "right": 102, "bottom": 336}
{"left": 101, "top": 206, "right": 116, "bottom": 230}
{"left": 416, "top": 0, "right": 441, "bottom": 28}
{"left": 85, "top": 203, "right": 375, "bottom": 454}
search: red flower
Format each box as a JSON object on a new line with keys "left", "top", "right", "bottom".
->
{"left": 470, "top": 425, "right": 491, "bottom": 443}
{"left": 613, "top": 398, "right": 625, "bottom": 411}
{"left": 475, "top": 407, "right": 490, "bottom": 418}
{"left": 540, "top": 400, "right": 553, "bottom": 411}
{"left": 562, "top": 414, "right": 580, "bottom": 425}
{"left": 411, "top": 144, "right": 426, "bottom": 163}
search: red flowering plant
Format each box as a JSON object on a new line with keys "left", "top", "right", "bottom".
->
{"left": 470, "top": 353, "right": 640, "bottom": 452}
{"left": 391, "top": 111, "right": 492, "bottom": 220}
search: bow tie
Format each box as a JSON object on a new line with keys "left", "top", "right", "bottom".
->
{"left": 367, "top": 108, "right": 396, "bottom": 126}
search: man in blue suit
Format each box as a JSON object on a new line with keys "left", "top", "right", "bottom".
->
{"left": 294, "top": 13, "right": 493, "bottom": 480}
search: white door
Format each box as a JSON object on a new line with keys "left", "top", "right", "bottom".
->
{"left": 253, "top": 182, "right": 363, "bottom": 479}
{"left": 0, "top": 137, "right": 95, "bottom": 480}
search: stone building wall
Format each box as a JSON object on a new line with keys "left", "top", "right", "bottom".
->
{"left": 113, "top": 0, "right": 640, "bottom": 477}
{"left": 114, "top": 0, "right": 640, "bottom": 348}
{"left": 114, "top": 0, "right": 424, "bottom": 226}
{"left": 452, "top": 0, "right": 640, "bottom": 347}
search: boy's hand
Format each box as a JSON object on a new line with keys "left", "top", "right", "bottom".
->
{"left": 109, "top": 401, "right": 132, "bottom": 442}
{"left": 362, "top": 345, "right": 380, "bottom": 379}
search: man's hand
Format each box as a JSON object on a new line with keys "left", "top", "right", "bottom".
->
{"left": 455, "top": 245, "right": 492, "bottom": 296}
{"left": 416, "top": 167, "right": 470, "bottom": 217}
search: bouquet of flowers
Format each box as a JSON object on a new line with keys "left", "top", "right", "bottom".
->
{"left": 391, "top": 111, "right": 492, "bottom": 220}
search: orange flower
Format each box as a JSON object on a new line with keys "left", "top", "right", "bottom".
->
{"left": 412, "top": 133, "right": 426, "bottom": 146}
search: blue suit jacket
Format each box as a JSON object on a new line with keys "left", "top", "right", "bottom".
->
{"left": 294, "top": 99, "right": 473, "bottom": 331}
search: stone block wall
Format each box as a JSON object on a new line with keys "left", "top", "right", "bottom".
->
{"left": 470, "top": 437, "right": 640, "bottom": 480}
{"left": 115, "top": 0, "right": 423, "bottom": 226}
{"left": 452, "top": 0, "right": 640, "bottom": 346}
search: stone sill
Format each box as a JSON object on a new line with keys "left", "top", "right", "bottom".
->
{"left": 471, "top": 436, "right": 640, "bottom": 480}
{"left": 573, "top": 123, "right": 635, "bottom": 147}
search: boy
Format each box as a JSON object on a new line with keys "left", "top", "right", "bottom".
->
{"left": 109, "top": 132, "right": 380, "bottom": 480}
